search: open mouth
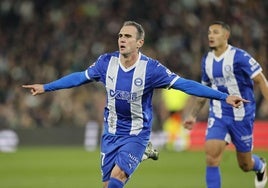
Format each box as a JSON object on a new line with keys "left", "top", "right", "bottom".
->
{"left": 120, "top": 45, "right": 126, "bottom": 50}
{"left": 209, "top": 40, "right": 214, "bottom": 45}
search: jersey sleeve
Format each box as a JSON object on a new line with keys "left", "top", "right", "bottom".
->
{"left": 85, "top": 54, "right": 109, "bottom": 83}
{"left": 171, "top": 77, "right": 228, "bottom": 101}
{"left": 150, "top": 61, "right": 179, "bottom": 89}
{"left": 44, "top": 71, "right": 90, "bottom": 91}
{"left": 237, "top": 50, "right": 262, "bottom": 79}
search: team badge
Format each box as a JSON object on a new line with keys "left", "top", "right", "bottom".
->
{"left": 134, "top": 78, "right": 143, "bottom": 86}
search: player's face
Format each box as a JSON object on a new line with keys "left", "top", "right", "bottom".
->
{"left": 118, "top": 25, "right": 143, "bottom": 56}
{"left": 208, "top": 24, "right": 229, "bottom": 49}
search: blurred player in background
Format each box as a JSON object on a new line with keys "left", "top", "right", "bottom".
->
{"left": 23, "top": 21, "right": 247, "bottom": 188}
{"left": 183, "top": 21, "right": 267, "bottom": 188}
{"left": 161, "top": 89, "right": 190, "bottom": 151}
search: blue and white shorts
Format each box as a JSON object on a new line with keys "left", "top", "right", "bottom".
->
{"left": 100, "top": 134, "right": 147, "bottom": 182}
{"left": 206, "top": 115, "right": 254, "bottom": 152}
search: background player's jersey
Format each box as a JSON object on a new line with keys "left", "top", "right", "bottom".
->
{"left": 85, "top": 51, "right": 179, "bottom": 139}
{"left": 201, "top": 45, "right": 262, "bottom": 121}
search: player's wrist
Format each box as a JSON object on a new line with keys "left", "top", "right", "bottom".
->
{"left": 222, "top": 93, "right": 228, "bottom": 101}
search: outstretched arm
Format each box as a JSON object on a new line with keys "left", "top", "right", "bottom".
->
{"left": 171, "top": 77, "right": 249, "bottom": 108}
{"left": 22, "top": 71, "right": 90, "bottom": 96}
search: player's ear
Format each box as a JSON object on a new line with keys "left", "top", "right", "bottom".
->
{"left": 224, "top": 30, "right": 230, "bottom": 40}
{"left": 137, "top": 39, "right": 144, "bottom": 48}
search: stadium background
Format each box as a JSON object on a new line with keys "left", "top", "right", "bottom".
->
{"left": 0, "top": 0, "right": 267, "bottom": 187}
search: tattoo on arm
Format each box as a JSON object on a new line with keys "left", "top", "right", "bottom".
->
{"left": 191, "top": 97, "right": 207, "bottom": 117}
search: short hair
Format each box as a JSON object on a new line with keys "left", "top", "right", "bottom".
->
{"left": 123, "top": 21, "right": 145, "bottom": 40}
{"left": 209, "top": 21, "right": 231, "bottom": 33}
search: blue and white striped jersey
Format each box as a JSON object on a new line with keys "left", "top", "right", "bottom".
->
{"left": 201, "top": 45, "right": 262, "bottom": 121}
{"left": 85, "top": 51, "right": 179, "bottom": 139}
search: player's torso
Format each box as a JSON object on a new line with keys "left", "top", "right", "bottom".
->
{"left": 102, "top": 53, "right": 153, "bottom": 136}
{"left": 104, "top": 53, "right": 151, "bottom": 115}
{"left": 202, "top": 47, "right": 256, "bottom": 120}
{"left": 88, "top": 52, "right": 178, "bottom": 136}
{"left": 204, "top": 48, "right": 243, "bottom": 95}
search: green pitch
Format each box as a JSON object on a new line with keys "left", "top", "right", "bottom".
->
{"left": 0, "top": 146, "right": 267, "bottom": 188}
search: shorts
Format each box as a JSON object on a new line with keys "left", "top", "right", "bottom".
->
{"left": 100, "top": 134, "right": 147, "bottom": 182}
{"left": 206, "top": 116, "right": 254, "bottom": 152}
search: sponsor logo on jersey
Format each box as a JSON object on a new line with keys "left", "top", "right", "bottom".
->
{"left": 109, "top": 89, "right": 138, "bottom": 103}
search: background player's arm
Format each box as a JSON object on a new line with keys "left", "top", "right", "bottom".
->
{"left": 253, "top": 72, "right": 268, "bottom": 101}
{"left": 176, "top": 77, "right": 249, "bottom": 130}
{"left": 183, "top": 97, "right": 207, "bottom": 130}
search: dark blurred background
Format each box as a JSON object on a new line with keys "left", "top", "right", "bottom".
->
{"left": 0, "top": 0, "right": 267, "bottom": 141}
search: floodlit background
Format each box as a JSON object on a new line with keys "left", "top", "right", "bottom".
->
{"left": 0, "top": 0, "right": 267, "bottom": 187}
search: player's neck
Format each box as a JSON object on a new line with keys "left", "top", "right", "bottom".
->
{"left": 120, "top": 52, "right": 139, "bottom": 68}
{"left": 213, "top": 44, "right": 228, "bottom": 57}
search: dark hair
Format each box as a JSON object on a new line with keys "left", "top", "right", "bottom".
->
{"left": 123, "top": 21, "right": 145, "bottom": 40}
{"left": 209, "top": 21, "right": 231, "bottom": 33}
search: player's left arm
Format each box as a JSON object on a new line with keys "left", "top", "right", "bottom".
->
{"left": 172, "top": 77, "right": 227, "bottom": 100}
{"left": 253, "top": 72, "right": 268, "bottom": 101}
{"left": 171, "top": 77, "right": 248, "bottom": 108}
{"left": 239, "top": 50, "right": 268, "bottom": 100}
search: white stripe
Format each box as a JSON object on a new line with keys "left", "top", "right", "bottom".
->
{"left": 106, "top": 56, "right": 119, "bottom": 134}
{"left": 223, "top": 48, "right": 245, "bottom": 120}
{"left": 167, "top": 76, "right": 180, "bottom": 89}
{"left": 85, "top": 70, "right": 90, "bottom": 80}
{"left": 205, "top": 52, "right": 222, "bottom": 118}
{"left": 251, "top": 68, "right": 262, "bottom": 79}
{"left": 130, "top": 60, "right": 147, "bottom": 135}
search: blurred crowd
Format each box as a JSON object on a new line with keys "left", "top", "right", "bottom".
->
{"left": 0, "top": 0, "right": 267, "bottom": 129}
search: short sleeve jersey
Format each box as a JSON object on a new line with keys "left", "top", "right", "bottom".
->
{"left": 201, "top": 45, "right": 262, "bottom": 121}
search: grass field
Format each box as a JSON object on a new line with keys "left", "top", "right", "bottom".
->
{"left": 0, "top": 146, "right": 267, "bottom": 188}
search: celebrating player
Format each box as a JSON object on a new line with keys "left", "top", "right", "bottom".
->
{"left": 183, "top": 21, "right": 267, "bottom": 188}
{"left": 23, "top": 21, "right": 247, "bottom": 188}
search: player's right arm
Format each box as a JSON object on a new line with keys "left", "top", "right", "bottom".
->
{"left": 22, "top": 71, "right": 90, "bottom": 96}
{"left": 183, "top": 97, "right": 207, "bottom": 130}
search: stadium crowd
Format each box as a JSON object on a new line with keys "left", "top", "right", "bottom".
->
{"left": 0, "top": 0, "right": 267, "bottom": 129}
